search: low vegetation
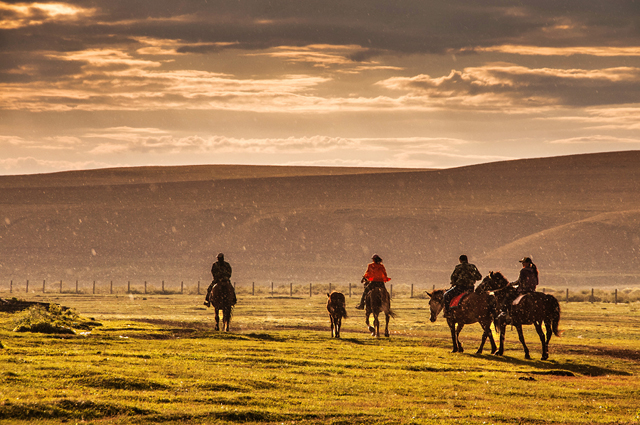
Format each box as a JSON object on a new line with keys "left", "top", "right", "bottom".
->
{"left": 1, "top": 294, "right": 639, "bottom": 424}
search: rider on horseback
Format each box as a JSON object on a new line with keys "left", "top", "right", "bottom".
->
{"left": 443, "top": 255, "right": 482, "bottom": 316}
{"left": 204, "top": 253, "right": 237, "bottom": 307}
{"left": 355, "top": 254, "right": 390, "bottom": 310}
{"left": 497, "top": 257, "right": 539, "bottom": 322}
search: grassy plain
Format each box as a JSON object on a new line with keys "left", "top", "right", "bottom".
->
{"left": 1, "top": 294, "right": 640, "bottom": 424}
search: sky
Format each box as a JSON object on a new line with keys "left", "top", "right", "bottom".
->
{"left": 1, "top": 1, "right": 639, "bottom": 175}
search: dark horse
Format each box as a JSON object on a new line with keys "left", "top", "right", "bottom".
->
{"left": 326, "top": 291, "right": 348, "bottom": 338}
{"left": 363, "top": 278, "right": 396, "bottom": 337}
{"left": 427, "top": 286, "right": 498, "bottom": 354}
{"left": 478, "top": 271, "right": 561, "bottom": 360}
{"left": 205, "top": 280, "right": 236, "bottom": 332}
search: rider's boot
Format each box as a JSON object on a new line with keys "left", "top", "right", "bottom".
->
{"left": 355, "top": 292, "right": 366, "bottom": 310}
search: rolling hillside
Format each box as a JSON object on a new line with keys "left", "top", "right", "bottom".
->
{"left": 1, "top": 151, "right": 639, "bottom": 289}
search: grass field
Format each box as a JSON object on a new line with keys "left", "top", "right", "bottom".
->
{"left": 1, "top": 294, "right": 640, "bottom": 424}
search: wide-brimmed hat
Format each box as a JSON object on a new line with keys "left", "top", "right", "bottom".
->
{"left": 519, "top": 257, "right": 532, "bottom": 264}
{"left": 372, "top": 254, "right": 382, "bottom": 262}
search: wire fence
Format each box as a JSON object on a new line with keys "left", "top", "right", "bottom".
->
{"left": 1, "top": 279, "right": 640, "bottom": 303}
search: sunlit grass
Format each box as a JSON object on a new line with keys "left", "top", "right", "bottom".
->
{"left": 1, "top": 295, "right": 639, "bottom": 424}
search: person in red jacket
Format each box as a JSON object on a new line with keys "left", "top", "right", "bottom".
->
{"left": 355, "top": 254, "right": 390, "bottom": 310}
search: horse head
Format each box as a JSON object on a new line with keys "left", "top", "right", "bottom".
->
{"left": 478, "top": 271, "right": 509, "bottom": 293}
{"left": 425, "top": 290, "right": 444, "bottom": 322}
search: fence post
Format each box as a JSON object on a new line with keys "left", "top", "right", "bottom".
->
{"left": 349, "top": 282, "right": 351, "bottom": 297}
{"left": 162, "top": 280, "right": 165, "bottom": 293}
{"left": 76, "top": 280, "right": 78, "bottom": 294}
{"left": 93, "top": 281, "right": 96, "bottom": 294}
{"left": 197, "top": 281, "right": 200, "bottom": 295}
{"left": 110, "top": 281, "right": 113, "bottom": 294}
{"left": 60, "top": 280, "right": 62, "bottom": 294}
{"left": 144, "top": 281, "right": 147, "bottom": 294}
{"left": 309, "top": 283, "right": 312, "bottom": 297}
{"left": 271, "top": 282, "right": 274, "bottom": 297}
{"left": 590, "top": 288, "right": 595, "bottom": 303}
{"left": 433, "top": 284, "right": 435, "bottom": 292}
{"left": 411, "top": 284, "right": 414, "bottom": 298}
{"left": 390, "top": 284, "right": 393, "bottom": 299}
{"left": 252, "top": 282, "right": 255, "bottom": 296}
{"left": 615, "top": 288, "right": 618, "bottom": 304}
{"left": 329, "top": 282, "right": 332, "bottom": 293}
{"left": 181, "top": 281, "right": 184, "bottom": 294}
{"left": 290, "top": 282, "right": 293, "bottom": 297}
{"left": 10, "top": 280, "right": 12, "bottom": 294}
{"left": 566, "top": 288, "right": 569, "bottom": 303}
{"left": 127, "top": 281, "right": 130, "bottom": 294}
{"left": 26, "top": 279, "right": 29, "bottom": 293}
{"left": 43, "top": 280, "right": 46, "bottom": 293}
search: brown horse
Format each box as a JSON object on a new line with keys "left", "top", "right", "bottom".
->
{"left": 426, "top": 287, "right": 498, "bottom": 354}
{"left": 364, "top": 281, "right": 396, "bottom": 337}
{"left": 205, "top": 280, "right": 237, "bottom": 332}
{"left": 478, "top": 271, "right": 561, "bottom": 360}
{"left": 326, "top": 291, "right": 348, "bottom": 338}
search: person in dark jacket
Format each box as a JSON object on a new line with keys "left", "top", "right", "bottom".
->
{"left": 442, "top": 255, "right": 482, "bottom": 316}
{"left": 497, "top": 257, "right": 539, "bottom": 321}
{"left": 204, "top": 253, "right": 236, "bottom": 307}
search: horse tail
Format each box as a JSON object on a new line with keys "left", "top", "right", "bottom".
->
{"left": 386, "top": 309, "right": 397, "bottom": 319}
{"left": 548, "top": 295, "right": 561, "bottom": 337}
{"left": 339, "top": 302, "right": 348, "bottom": 319}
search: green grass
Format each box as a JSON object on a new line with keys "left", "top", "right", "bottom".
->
{"left": 1, "top": 294, "right": 640, "bottom": 424}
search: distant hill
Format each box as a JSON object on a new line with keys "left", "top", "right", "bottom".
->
{"left": 1, "top": 151, "right": 639, "bottom": 290}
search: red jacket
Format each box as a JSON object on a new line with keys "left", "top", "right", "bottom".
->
{"left": 364, "top": 262, "right": 390, "bottom": 283}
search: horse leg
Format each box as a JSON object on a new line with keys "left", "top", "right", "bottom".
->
{"left": 373, "top": 313, "right": 380, "bottom": 337}
{"left": 224, "top": 306, "right": 231, "bottom": 332}
{"left": 534, "top": 321, "right": 548, "bottom": 360}
{"left": 330, "top": 315, "right": 335, "bottom": 338}
{"left": 495, "top": 322, "right": 506, "bottom": 356}
{"left": 477, "top": 320, "right": 496, "bottom": 355}
{"left": 456, "top": 323, "right": 464, "bottom": 353}
{"left": 544, "top": 318, "right": 553, "bottom": 344}
{"left": 384, "top": 312, "right": 390, "bottom": 338}
{"left": 214, "top": 307, "right": 220, "bottom": 331}
{"left": 515, "top": 325, "right": 531, "bottom": 360}
{"left": 366, "top": 312, "right": 375, "bottom": 334}
{"left": 447, "top": 319, "right": 459, "bottom": 352}
{"left": 336, "top": 316, "right": 342, "bottom": 338}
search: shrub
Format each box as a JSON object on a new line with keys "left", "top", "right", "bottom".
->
{"left": 12, "top": 304, "right": 99, "bottom": 334}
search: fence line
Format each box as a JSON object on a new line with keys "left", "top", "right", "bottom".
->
{"left": 0, "top": 280, "right": 638, "bottom": 303}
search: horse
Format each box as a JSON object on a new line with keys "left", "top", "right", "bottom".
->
{"left": 478, "top": 271, "right": 561, "bottom": 360}
{"left": 326, "top": 291, "right": 348, "bottom": 338}
{"left": 426, "top": 285, "right": 498, "bottom": 354}
{"left": 364, "top": 279, "right": 396, "bottom": 337}
{"left": 205, "top": 279, "right": 237, "bottom": 332}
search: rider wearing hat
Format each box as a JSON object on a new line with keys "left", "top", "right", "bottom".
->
{"left": 497, "top": 257, "right": 539, "bottom": 321}
{"left": 355, "top": 254, "right": 390, "bottom": 310}
{"left": 442, "top": 254, "right": 483, "bottom": 316}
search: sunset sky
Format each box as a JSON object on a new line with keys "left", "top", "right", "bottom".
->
{"left": 1, "top": 1, "right": 639, "bottom": 175}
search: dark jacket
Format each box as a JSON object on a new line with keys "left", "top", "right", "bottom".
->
{"left": 211, "top": 260, "right": 232, "bottom": 283}
{"left": 516, "top": 265, "right": 538, "bottom": 293}
{"left": 450, "top": 261, "right": 482, "bottom": 291}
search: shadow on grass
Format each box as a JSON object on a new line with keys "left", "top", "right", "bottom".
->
{"left": 478, "top": 353, "right": 632, "bottom": 376}
{"left": 0, "top": 399, "right": 153, "bottom": 420}
{"left": 149, "top": 410, "right": 379, "bottom": 424}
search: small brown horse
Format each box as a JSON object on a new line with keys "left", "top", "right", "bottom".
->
{"left": 206, "top": 280, "right": 237, "bottom": 332}
{"left": 426, "top": 287, "right": 498, "bottom": 354}
{"left": 326, "top": 291, "right": 348, "bottom": 338}
{"left": 478, "top": 271, "right": 561, "bottom": 360}
{"left": 364, "top": 280, "right": 396, "bottom": 337}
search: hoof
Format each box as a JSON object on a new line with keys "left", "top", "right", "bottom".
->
{"left": 541, "top": 354, "right": 549, "bottom": 361}
{"left": 368, "top": 326, "right": 375, "bottom": 333}
{"left": 525, "top": 354, "right": 532, "bottom": 360}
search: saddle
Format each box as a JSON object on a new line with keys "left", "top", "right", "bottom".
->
{"left": 449, "top": 291, "right": 471, "bottom": 308}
